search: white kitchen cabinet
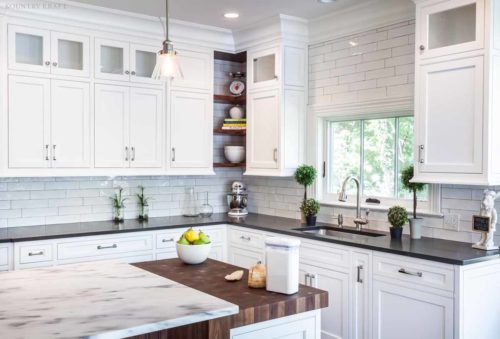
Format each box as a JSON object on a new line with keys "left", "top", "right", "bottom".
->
{"left": 300, "top": 261, "right": 350, "bottom": 339}
{"left": 168, "top": 90, "right": 212, "bottom": 171}
{"left": 170, "top": 48, "right": 213, "bottom": 91}
{"left": 95, "top": 84, "right": 163, "bottom": 169}
{"left": 247, "top": 46, "right": 280, "bottom": 91}
{"left": 351, "top": 250, "right": 371, "bottom": 339}
{"left": 8, "top": 25, "right": 89, "bottom": 77}
{"left": 417, "top": 0, "right": 484, "bottom": 60}
{"left": 372, "top": 279, "right": 454, "bottom": 339}
{"left": 228, "top": 246, "right": 264, "bottom": 269}
{"left": 95, "top": 38, "right": 159, "bottom": 83}
{"left": 8, "top": 76, "right": 90, "bottom": 169}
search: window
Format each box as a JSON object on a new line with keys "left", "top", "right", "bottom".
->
{"left": 323, "top": 114, "right": 434, "bottom": 211}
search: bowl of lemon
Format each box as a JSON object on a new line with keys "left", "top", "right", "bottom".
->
{"left": 176, "top": 228, "right": 212, "bottom": 264}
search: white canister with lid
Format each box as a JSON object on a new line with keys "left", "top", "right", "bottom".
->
{"left": 265, "top": 237, "right": 301, "bottom": 295}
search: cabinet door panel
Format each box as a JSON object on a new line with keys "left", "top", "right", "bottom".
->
{"left": 130, "top": 44, "right": 159, "bottom": 85}
{"left": 8, "top": 25, "right": 50, "bottom": 73}
{"left": 51, "top": 80, "right": 90, "bottom": 168}
{"left": 169, "top": 91, "right": 212, "bottom": 169}
{"left": 372, "top": 280, "right": 453, "bottom": 339}
{"left": 170, "top": 49, "right": 212, "bottom": 90}
{"left": 94, "top": 84, "right": 129, "bottom": 168}
{"left": 351, "top": 251, "right": 371, "bottom": 339}
{"left": 247, "top": 47, "right": 280, "bottom": 90}
{"left": 95, "top": 38, "right": 130, "bottom": 81}
{"left": 51, "top": 31, "right": 90, "bottom": 77}
{"left": 8, "top": 76, "right": 50, "bottom": 168}
{"left": 228, "top": 247, "right": 263, "bottom": 270}
{"left": 129, "top": 88, "right": 163, "bottom": 168}
{"left": 417, "top": 56, "right": 483, "bottom": 174}
{"left": 301, "top": 262, "right": 349, "bottom": 339}
{"left": 247, "top": 90, "right": 279, "bottom": 169}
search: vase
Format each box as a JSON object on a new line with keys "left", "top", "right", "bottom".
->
{"left": 409, "top": 218, "right": 423, "bottom": 239}
{"left": 390, "top": 227, "right": 403, "bottom": 239}
{"left": 306, "top": 215, "right": 317, "bottom": 226}
{"left": 114, "top": 206, "right": 124, "bottom": 223}
{"left": 139, "top": 204, "right": 149, "bottom": 221}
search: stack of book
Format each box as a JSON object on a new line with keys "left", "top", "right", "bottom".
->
{"left": 222, "top": 118, "right": 246, "bottom": 130}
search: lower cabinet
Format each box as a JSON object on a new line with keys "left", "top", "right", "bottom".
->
{"left": 228, "top": 246, "right": 264, "bottom": 269}
{"left": 372, "top": 279, "right": 454, "bottom": 339}
{"left": 351, "top": 250, "right": 371, "bottom": 339}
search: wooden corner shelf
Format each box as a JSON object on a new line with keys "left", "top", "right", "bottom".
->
{"left": 214, "top": 94, "right": 246, "bottom": 105}
{"left": 213, "top": 162, "right": 246, "bottom": 168}
{"left": 213, "top": 128, "right": 246, "bottom": 136}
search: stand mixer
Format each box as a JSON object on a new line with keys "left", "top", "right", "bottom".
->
{"left": 227, "top": 181, "right": 248, "bottom": 216}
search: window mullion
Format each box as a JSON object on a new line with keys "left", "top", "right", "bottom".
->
{"left": 360, "top": 120, "right": 365, "bottom": 196}
{"left": 394, "top": 117, "right": 400, "bottom": 198}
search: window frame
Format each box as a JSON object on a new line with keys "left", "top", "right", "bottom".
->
{"left": 319, "top": 112, "right": 441, "bottom": 214}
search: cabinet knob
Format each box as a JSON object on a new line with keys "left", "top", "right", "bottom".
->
{"left": 45, "top": 61, "right": 50, "bottom": 66}
{"left": 52, "top": 62, "right": 58, "bottom": 67}
{"left": 125, "top": 70, "right": 130, "bottom": 75}
{"left": 131, "top": 71, "right": 136, "bottom": 75}
{"left": 419, "top": 45, "right": 425, "bottom": 51}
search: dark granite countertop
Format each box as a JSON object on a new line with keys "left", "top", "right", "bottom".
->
{"left": 0, "top": 213, "right": 498, "bottom": 265}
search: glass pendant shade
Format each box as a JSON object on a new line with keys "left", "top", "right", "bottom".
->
{"left": 152, "top": 42, "right": 183, "bottom": 80}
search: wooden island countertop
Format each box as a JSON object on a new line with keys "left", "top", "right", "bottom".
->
{"left": 131, "top": 259, "right": 329, "bottom": 339}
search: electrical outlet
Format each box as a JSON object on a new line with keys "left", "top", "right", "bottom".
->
{"left": 444, "top": 214, "right": 460, "bottom": 231}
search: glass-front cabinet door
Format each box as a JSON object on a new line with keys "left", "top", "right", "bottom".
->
{"left": 419, "top": 0, "right": 484, "bottom": 59}
{"left": 51, "top": 32, "right": 90, "bottom": 77}
{"left": 95, "top": 38, "right": 130, "bottom": 81}
{"left": 8, "top": 25, "right": 51, "bottom": 73}
{"left": 130, "top": 44, "right": 159, "bottom": 84}
{"left": 248, "top": 46, "right": 280, "bottom": 90}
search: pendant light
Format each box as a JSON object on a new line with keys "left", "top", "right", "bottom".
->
{"left": 152, "top": 0, "right": 183, "bottom": 80}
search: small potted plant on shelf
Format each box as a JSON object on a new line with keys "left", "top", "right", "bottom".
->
{"left": 401, "top": 165, "right": 426, "bottom": 239}
{"left": 387, "top": 206, "right": 408, "bottom": 239}
{"left": 111, "top": 187, "right": 127, "bottom": 223}
{"left": 301, "top": 198, "right": 320, "bottom": 226}
{"left": 137, "top": 185, "right": 151, "bottom": 221}
{"left": 294, "top": 165, "right": 317, "bottom": 222}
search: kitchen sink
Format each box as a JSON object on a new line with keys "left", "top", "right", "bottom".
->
{"left": 293, "top": 226, "right": 386, "bottom": 238}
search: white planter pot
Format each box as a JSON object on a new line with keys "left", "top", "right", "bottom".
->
{"left": 409, "top": 218, "right": 423, "bottom": 240}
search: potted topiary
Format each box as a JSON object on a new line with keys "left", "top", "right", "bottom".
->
{"left": 294, "top": 165, "right": 317, "bottom": 222}
{"left": 401, "top": 165, "right": 426, "bottom": 239}
{"left": 301, "top": 198, "right": 320, "bottom": 226}
{"left": 387, "top": 206, "right": 408, "bottom": 239}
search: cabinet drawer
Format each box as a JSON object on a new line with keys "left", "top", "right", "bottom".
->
{"left": 230, "top": 228, "right": 265, "bottom": 250}
{"left": 0, "top": 246, "right": 9, "bottom": 266}
{"left": 373, "top": 254, "right": 454, "bottom": 292}
{"left": 19, "top": 243, "right": 53, "bottom": 264}
{"left": 58, "top": 235, "right": 153, "bottom": 260}
{"left": 300, "top": 240, "right": 350, "bottom": 269}
{"left": 156, "top": 230, "right": 182, "bottom": 249}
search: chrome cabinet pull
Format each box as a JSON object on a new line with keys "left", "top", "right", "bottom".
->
{"left": 125, "top": 70, "right": 130, "bottom": 75}
{"left": 310, "top": 274, "right": 316, "bottom": 286}
{"left": 418, "top": 145, "right": 424, "bottom": 164}
{"left": 52, "top": 145, "right": 56, "bottom": 161}
{"left": 240, "top": 235, "right": 251, "bottom": 241}
{"left": 419, "top": 45, "right": 425, "bottom": 51}
{"left": 97, "top": 244, "right": 117, "bottom": 250}
{"left": 131, "top": 147, "right": 135, "bottom": 161}
{"left": 305, "top": 273, "right": 311, "bottom": 286}
{"left": 28, "top": 250, "right": 44, "bottom": 256}
{"left": 171, "top": 148, "right": 176, "bottom": 162}
{"left": 45, "top": 144, "right": 49, "bottom": 161}
{"left": 398, "top": 268, "right": 423, "bottom": 277}
{"left": 125, "top": 146, "right": 129, "bottom": 161}
{"left": 45, "top": 61, "right": 50, "bottom": 66}
{"left": 162, "top": 238, "right": 174, "bottom": 243}
{"left": 131, "top": 71, "right": 136, "bottom": 75}
{"left": 357, "top": 265, "right": 363, "bottom": 283}
{"left": 273, "top": 148, "right": 278, "bottom": 162}
{"left": 52, "top": 62, "right": 58, "bottom": 67}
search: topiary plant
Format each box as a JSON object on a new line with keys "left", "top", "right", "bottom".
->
{"left": 387, "top": 206, "right": 408, "bottom": 228}
{"left": 300, "top": 199, "right": 320, "bottom": 217}
{"left": 294, "top": 165, "right": 317, "bottom": 202}
{"left": 401, "top": 165, "right": 426, "bottom": 219}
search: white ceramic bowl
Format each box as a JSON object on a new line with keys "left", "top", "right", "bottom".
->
{"left": 176, "top": 242, "right": 212, "bottom": 264}
{"left": 224, "top": 146, "right": 245, "bottom": 164}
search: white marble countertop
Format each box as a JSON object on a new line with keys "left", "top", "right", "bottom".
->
{"left": 0, "top": 261, "right": 239, "bottom": 339}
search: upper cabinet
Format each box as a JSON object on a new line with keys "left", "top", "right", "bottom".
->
{"left": 417, "top": 0, "right": 484, "bottom": 59}
{"left": 8, "top": 25, "right": 90, "bottom": 77}
{"left": 412, "top": 0, "right": 500, "bottom": 185}
{"left": 245, "top": 44, "right": 306, "bottom": 177}
{"left": 95, "top": 38, "right": 159, "bottom": 84}
{"left": 170, "top": 48, "right": 213, "bottom": 91}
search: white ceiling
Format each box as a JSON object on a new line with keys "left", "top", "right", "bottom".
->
{"left": 72, "top": 0, "right": 369, "bottom": 30}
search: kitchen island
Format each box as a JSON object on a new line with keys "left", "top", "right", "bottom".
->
{"left": 0, "top": 259, "right": 328, "bottom": 339}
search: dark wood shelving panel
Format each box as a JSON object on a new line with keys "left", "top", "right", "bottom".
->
{"left": 214, "top": 51, "right": 247, "bottom": 63}
{"left": 214, "top": 94, "right": 246, "bottom": 104}
{"left": 213, "top": 162, "right": 246, "bottom": 168}
{"left": 213, "top": 128, "right": 246, "bottom": 136}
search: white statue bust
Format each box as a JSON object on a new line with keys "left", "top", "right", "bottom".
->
{"left": 473, "top": 189, "right": 500, "bottom": 250}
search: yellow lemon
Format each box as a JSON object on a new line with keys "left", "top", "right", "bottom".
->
{"left": 184, "top": 228, "right": 200, "bottom": 243}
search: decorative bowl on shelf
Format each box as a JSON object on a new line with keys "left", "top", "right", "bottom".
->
{"left": 176, "top": 242, "right": 212, "bottom": 264}
{"left": 224, "top": 146, "right": 245, "bottom": 163}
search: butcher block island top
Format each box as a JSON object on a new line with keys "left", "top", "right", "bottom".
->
{"left": 131, "top": 258, "right": 329, "bottom": 339}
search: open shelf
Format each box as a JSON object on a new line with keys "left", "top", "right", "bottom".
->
{"left": 213, "top": 128, "right": 246, "bottom": 136}
{"left": 213, "top": 162, "right": 246, "bottom": 168}
{"left": 214, "top": 94, "right": 246, "bottom": 104}
{"left": 214, "top": 51, "right": 247, "bottom": 63}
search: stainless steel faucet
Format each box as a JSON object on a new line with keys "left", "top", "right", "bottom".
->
{"left": 338, "top": 176, "right": 369, "bottom": 230}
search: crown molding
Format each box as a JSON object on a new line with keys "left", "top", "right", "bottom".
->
{"left": 309, "top": 0, "right": 415, "bottom": 45}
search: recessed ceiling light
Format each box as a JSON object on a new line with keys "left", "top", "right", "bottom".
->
{"left": 318, "top": 0, "right": 337, "bottom": 3}
{"left": 224, "top": 12, "right": 239, "bottom": 19}
{"left": 349, "top": 41, "right": 358, "bottom": 47}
